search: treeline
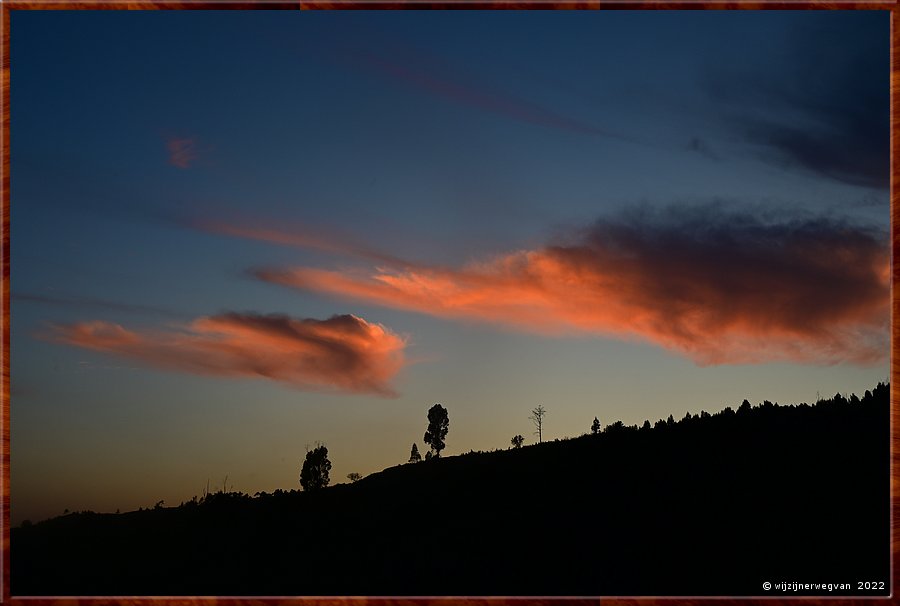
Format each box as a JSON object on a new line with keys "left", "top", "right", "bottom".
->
{"left": 12, "top": 383, "right": 890, "bottom": 596}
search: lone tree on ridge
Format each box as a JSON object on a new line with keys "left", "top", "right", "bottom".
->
{"left": 530, "top": 405, "right": 547, "bottom": 443}
{"left": 300, "top": 443, "right": 332, "bottom": 491}
{"left": 424, "top": 404, "right": 450, "bottom": 458}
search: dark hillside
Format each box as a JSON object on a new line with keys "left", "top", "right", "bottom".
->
{"left": 12, "top": 384, "right": 890, "bottom": 596}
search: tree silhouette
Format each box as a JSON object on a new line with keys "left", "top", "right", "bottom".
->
{"left": 604, "top": 420, "right": 624, "bottom": 434}
{"left": 511, "top": 434, "right": 524, "bottom": 449}
{"left": 9, "top": 382, "right": 890, "bottom": 597}
{"left": 530, "top": 405, "right": 547, "bottom": 443}
{"left": 591, "top": 417, "right": 601, "bottom": 435}
{"left": 424, "top": 404, "right": 449, "bottom": 458}
{"left": 409, "top": 443, "right": 422, "bottom": 463}
{"left": 299, "top": 444, "right": 331, "bottom": 491}
{"left": 347, "top": 473, "right": 362, "bottom": 483}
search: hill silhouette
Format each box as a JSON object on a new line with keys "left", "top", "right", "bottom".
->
{"left": 12, "top": 383, "right": 890, "bottom": 597}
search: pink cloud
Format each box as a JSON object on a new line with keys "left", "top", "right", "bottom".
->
{"left": 47, "top": 312, "right": 407, "bottom": 397}
{"left": 166, "top": 137, "right": 198, "bottom": 169}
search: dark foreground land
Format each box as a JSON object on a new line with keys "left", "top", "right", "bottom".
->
{"left": 12, "top": 384, "right": 890, "bottom": 597}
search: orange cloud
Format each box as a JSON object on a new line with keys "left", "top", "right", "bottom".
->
{"left": 253, "top": 209, "right": 889, "bottom": 366}
{"left": 47, "top": 312, "right": 407, "bottom": 396}
{"left": 193, "top": 218, "right": 412, "bottom": 268}
{"left": 166, "top": 137, "right": 197, "bottom": 169}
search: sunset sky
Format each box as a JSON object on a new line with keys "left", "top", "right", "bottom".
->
{"left": 11, "top": 10, "right": 889, "bottom": 525}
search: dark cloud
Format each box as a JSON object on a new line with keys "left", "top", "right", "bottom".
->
{"left": 687, "top": 136, "right": 720, "bottom": 161}
{"left": 854, "top": 191, "right": 889, "bottom": 208}
{"left": 707, "top": 16, "right": 888, "bottom": 189}
{"left": 253, "top": 205, "right": 889, "bottom": 366}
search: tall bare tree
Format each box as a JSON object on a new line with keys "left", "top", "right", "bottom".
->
{"left": 530, "top": 405, "right": 547, "bottom": 443}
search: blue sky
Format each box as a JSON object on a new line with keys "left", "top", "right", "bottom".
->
{"left": 11, "top": 10, "right": 889, "bottom": 524}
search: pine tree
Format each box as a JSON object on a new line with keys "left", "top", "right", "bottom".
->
{"left": 409, "top": 443, "right": 422, "bottom": 463}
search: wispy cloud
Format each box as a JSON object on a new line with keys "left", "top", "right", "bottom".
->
{"left": 344, "top": 45, "right": 627, "bottom": 140}
{"left": 46, "top": 312, "right": 407, "bottom": 397}
{"left": 13, "top": 292, "right": 186, "bottom": 319}
{"left": 166, "top": 137, "right": 198, "bottom": 169}
{"left": 192, "top": 218, "right": 413, "bottom": 268}
{"left": 251, "top": 207, "right": 889, "bottom": 366}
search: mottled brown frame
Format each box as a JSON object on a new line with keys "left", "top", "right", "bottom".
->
{"left": 0, "top": 1, "right": 896, "bottom": 604}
